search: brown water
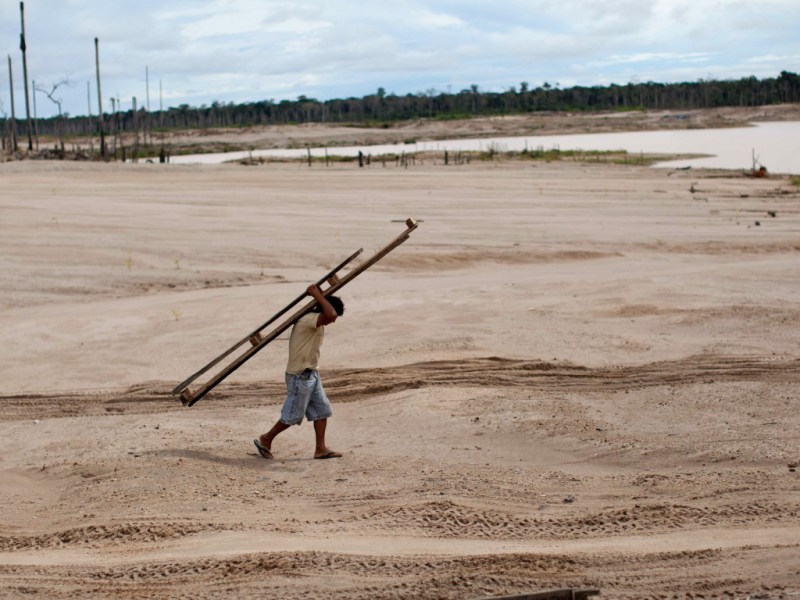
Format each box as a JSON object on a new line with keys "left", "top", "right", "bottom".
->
{"left": 174, "top": 122, "right": 800, "bottom": 174}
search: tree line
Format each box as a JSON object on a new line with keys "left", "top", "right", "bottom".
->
{"left": 10, "top": 71, "right": 800, "bottom": 141}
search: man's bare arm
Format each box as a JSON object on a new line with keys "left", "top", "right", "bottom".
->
{"left": 307, "top": 284, "right": 337, "bottom": 323}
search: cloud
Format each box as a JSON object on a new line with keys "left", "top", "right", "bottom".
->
{"left": 1, "top": 0, "right": 797, "bottom": 118}
{"left": 588, "top": 52, "right": 713, "bottom": 67}
{"left": 179, "top": 1, "right": 332, "bottom": 40}
{"left": 744, "top": 54, "right": 800, "bottom": 65}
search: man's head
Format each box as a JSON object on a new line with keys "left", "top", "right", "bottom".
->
{"left": 327, "top": 295, "right": 345, "bottom": 317}
{"left": 312, "top": 295, "right": 345, "bottom": 325}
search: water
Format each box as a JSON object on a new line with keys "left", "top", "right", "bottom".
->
{"left": 172, "top": 121, "right": 800, "bottom": 174}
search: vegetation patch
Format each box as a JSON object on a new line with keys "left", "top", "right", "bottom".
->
{"left": 474, "top": 147, "right": 664, "bottom": 165}
{"left": 231, "top": 148, "right": 699, "bottom": 168}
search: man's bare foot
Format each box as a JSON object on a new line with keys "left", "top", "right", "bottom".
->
{"left": 314, "top": 450, "right": 342, "bottom": 459}
{"left": 253, "top": 438, "right": 273, "bottom": 459}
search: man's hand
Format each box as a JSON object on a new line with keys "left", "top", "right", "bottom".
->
{"left": 307, "top": 284, "right": 323, "bottom": 299}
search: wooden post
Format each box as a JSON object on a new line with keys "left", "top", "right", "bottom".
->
{"left": 307, "top": 145, "right": 311, "bottom": 167}
{"left": 119, "top": 96, "right": 125, "bottom": 162}
{"left": 19, "top": 2, "right": 33, "bottom": 151}
{"left": 110, "top": 97, "right": 116, "bottom": 159}
{"left": 473, "top": 588, "right": 599, "bottom": 600}
{"left": 159, "top": 79, "right": 165, "bottom": 160}
{"left": 7, "top": 55, "right": 18, "bottom": 152}
{"left": 94, "top": 38, "right": 106, "bottom": 159}
{"left": 145, "top": 65, "right": 150, "bottom": 150}
{"left": 31, "top": 77, "right": 38, "bottom": 149}
{"left": 132, "top": 96, "right": 139, "bottom": 162}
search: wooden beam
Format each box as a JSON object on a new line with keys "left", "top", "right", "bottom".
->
{"left": 172, "top": 247, "right": 363, "bottom": 396}
{"left": 177, "top": 219, "right": 418, "bottom": 407}
{"left": 473, "top": 588, "right": 600, "bottom": 600}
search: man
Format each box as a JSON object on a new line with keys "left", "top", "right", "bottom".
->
{"left": 254, "top": 284, "right": 344, "bottom": 460}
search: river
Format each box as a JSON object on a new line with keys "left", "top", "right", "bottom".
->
{"left": 172, "top": 121, "right": 799, "bottom": 174}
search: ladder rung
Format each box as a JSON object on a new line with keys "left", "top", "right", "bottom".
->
{"left": 180, "top": 387, "right": 193, "bottom": 406}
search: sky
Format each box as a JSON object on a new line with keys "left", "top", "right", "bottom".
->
{"left": 1, "top": 0, "right": 798, "bottom": 119}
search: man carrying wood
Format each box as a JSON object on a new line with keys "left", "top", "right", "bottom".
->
{"left": 253, "top": 284, "right": 344, "bottom": 460}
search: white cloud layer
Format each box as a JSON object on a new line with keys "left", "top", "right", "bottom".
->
{"left": 0, "top": 0, "right": 797, "bottom": 118}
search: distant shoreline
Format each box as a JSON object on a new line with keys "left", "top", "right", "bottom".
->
{"left": 5, "top": 103, "right": 799, "bottom": 165}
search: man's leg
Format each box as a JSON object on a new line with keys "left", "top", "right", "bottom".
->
{"left": 260, "top": 420, "right": 290, "bottom": 451}
{"left": 257, "top": 371, "right": 312, "bottom": 457}
{"left": 313, "top": 419, "right": 342, "bottom": 459}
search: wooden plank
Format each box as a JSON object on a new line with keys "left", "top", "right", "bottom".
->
{"left": 179, "top": 219, "right": 418, "bottom": 407}
{"left": 473, "top": 588, "right": 600, "bottom": 600}
{"left": 171, "top": 247, "right": 363, "bottom": 396}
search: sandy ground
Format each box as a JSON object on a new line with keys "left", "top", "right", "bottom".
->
{"left": 1, "top": 155, "right": 799, "bottom": 599}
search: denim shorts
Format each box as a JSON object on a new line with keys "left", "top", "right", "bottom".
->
{"left": 280, "top": 369, "right": 332, "bottom": 425}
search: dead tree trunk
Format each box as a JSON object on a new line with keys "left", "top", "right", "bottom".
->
{"left": 94, "top": 38, "right": 106, "bottom": 159}
{"left": 6, "top": 55, "right": 18, "bottom": 152}
{"left": 19, "top": 1, "right": 33, "bottom": 150}
{"left": 110, "top": 97, "right": 117, "bottom": 159}
{"left": 31, "top": 77, "right": 38, "bottom": 149}
{"left": 132, "top": 96, "right": 139, "bottom": 162}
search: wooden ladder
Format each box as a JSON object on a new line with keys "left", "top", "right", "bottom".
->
{"left": 174, "top": 218, "right": 418, "bottom": 407}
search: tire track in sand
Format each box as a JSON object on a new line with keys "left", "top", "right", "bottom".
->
{"left": 312, "top": 499, "right": 800, "bottom": 540}
{"left": 0, "top": 521, "right": 244, "bottom": 553}
{"left": 1, "top": 534, "right": 797, "bottom": 599}
{"left": 1, "top": 354, "right": 798, "bottom": 421}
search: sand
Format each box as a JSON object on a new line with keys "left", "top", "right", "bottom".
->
{"left": 1, "top": 153, "right": 799, "bottom": 598}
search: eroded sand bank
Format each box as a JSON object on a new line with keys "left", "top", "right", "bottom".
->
{"left": 1, "top": 159, "right": 799, "bottom": 598}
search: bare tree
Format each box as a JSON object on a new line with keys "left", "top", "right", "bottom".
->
{"left": 35, "top": 79, "right": 70, "bottom": 154}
